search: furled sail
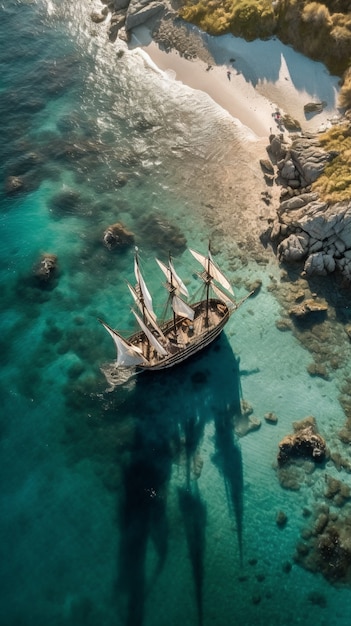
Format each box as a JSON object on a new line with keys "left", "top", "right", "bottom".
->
{"left": 171, "top": 294, "right": 195, "bottom": 321}
{"left": 99, "top": 320, "right": 147, "bottom": 366}
{"left": 132, "top": 310, "right": 169, "bottom": 357}
{"left": 156, "top": 258, "right": 189, "bottom": 297}
{"left": 189, "top": 248, "right": 234, "bottom": 295}
{"left": 134, "top": 255, "right": 156, "bottom": 322}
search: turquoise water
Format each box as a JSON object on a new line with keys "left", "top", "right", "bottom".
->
{"left": 1, "top": 1, "right": 351, "bottom": 625}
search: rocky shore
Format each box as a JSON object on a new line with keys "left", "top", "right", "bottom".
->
{"left": 94, "top": 1, "right": 351, "bottom": 285}
{"left": 263, "top": 127, "right": 351, "bottom": 282}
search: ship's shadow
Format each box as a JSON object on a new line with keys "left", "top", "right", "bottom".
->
{"left": 115, "top": 334, "right": 244, "bottom": 626}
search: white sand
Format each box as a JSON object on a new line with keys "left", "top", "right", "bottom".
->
{"left": 131, "top": 26, "right": 341, "bottom": 139}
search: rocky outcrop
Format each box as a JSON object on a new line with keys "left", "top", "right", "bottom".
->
{"left": 266, "top": 133, "right": 351, "bottom": 281}
{"left": 33, "top": 253, "right": 58, "bottom": 284}
{"left": 5, "top": 175, "right": 25, "bottom": 194}
{"left": 125, "top": 0, "right": 166, "bottom": 31}
{"left": 289, "top": 298, "right": 328, "bottom": 319}
{"left": 294, "top": 503, "right": 351, "bottom": 584}
{"left": 277, "top": 416, "right": 326, "bottom": 466}
{"left": 98, "top": 0, "right": 168, "bottom": 40}
{"left": 304, "top": 102, "right": 326, "bottom": 115}
{"left": 103, "top": 222, "right": 135, "bottom": 250}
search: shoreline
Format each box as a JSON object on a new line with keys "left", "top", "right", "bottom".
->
{"left": 131, "top": 23, "right": 341, "bottom": 140}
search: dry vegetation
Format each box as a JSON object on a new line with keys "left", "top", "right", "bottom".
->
{"left": 179, "top": 0, "right": 351, "bottom": 77}
{"left": 313, "top": 123, "right": 351, "bottom": 203}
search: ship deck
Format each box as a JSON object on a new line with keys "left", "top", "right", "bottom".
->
{"left": 130, "top": 299, "right": 231, "bottom": 370}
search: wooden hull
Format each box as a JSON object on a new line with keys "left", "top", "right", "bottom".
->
{"left": 127, "top": 298, "right": 231, "bottom": 371}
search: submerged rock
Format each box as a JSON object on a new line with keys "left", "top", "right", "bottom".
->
{"left": 33, "top": 253, "right": 58, "bottom": 284}
{"left": 294, "top": 506, "right": 351, "bottom": 584}
{"left": 5, "top": 175, "right": 25, "bottom": 194}
{"left": 289, "top": 298, "right": 328, "bottom": 319}
{"left": 304, "top": 102, "right": 325, "bottom": 115}
{"left": 264, "top": 411, "right": 278, "bottom": 424}
{"left": 276, "top": 510, "right": 288, "bottom": 527}
{"left": 138, "top": 212, "right": 187, "bottom": 253}
{"left": 103, "top": 222, "right": 135, "bottom": 250}
{"left": 278, "top": 416, "right": 326, "bottom": 466}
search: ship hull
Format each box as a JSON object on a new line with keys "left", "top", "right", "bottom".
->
{"left": 127, "top": 298, "right": 231, "bottom": 372}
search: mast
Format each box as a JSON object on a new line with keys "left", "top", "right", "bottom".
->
{"left": 134, "top": 250, "right": 156, "bottom": 323}
{"left": 170, "top": 253, "right": 177, "bottom": 333}
{"left": 206, "top": 242, "right": 211, "bottom": 325}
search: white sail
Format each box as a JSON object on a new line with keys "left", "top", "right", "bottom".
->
{"left": 156, "top": 258, "right": 189, "bottom": 298}
{"left": 171, "top": 294, "right": 195, "bottom": 321}
{"left": 128, "top": 283, "right": 168, "bottom": 342}
{"left": 189, "top": 247, "right": 234, "bottom": 295}
{"left": 99, "top": 320, "right": 147, "bottom": 366}
{"left": 134, "top": 256, "right": 156, "bottom": 321}
{"left": 132, "top": 310, "right": 169, "bottom": 357}
{"left": 211, "top": 282, "right": 236, "bottom": 308}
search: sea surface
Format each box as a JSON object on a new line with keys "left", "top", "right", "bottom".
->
{"left": 1, "top": 1, "right": 351, "bottom": 625}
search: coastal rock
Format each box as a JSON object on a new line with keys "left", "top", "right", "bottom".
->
{"left": 280, "top": 158, "right": 296, "bottom": 181}
{"left": 260, "top": 159, "right": 274, "bottom": 175}
{"left": 125, "top": 0, "right": 166, "bottom": 31}
{"left": 278, "top": 232, "right": 309, "bottom": 263}
{"left": 113, "top": 0, "right": 130, "bottom": 8}
{"left": 289, "top": 298, "right": 328, "bottom": 319}
{"left": 304, "top": 102, "right": 325, "bottom": 115}
{"left": 33, "top": 253, "right": 58, "bottom": 284}
{"left": 5, "top": 175, "right": 25, "bottom": 194}
{"left": 103, "top": 222, "right": 135, "bottom": 250}
{"left": 268, "top": 134, "right": 287, "bottom": 161}
{"left": 278, "top": 416, "right": 326, "bottom": 466}
{"left": 282, "top": 114, "right": 301, "bottom": 131}
{"left": 91, "top": 11, "right": 106, "bottom": 23}
{"left": 264, "top": 412, "right": 278, "bottom": 424}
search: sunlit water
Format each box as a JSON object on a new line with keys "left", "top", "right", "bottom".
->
{"left": 1, "top": 1, "right": 351, "bottom": 625}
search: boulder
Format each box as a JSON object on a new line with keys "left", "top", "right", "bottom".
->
{"left": 90, "top": 11, "right": 106, "bottom": 23}
{"left": 278, "top": 232, "right": 310, "bottom": 263}
{"left": 280, "top": 158, "right": 296, "bottom": 181}
{"left": 259, "top": 159, "right": 274, "bottom": 174}
{"left": 268, "top": 135, "right": 287, "bottom": 161}
{"left": 5, "top": 175, "right": 25, "bottom": 194}
{"left": 33, "top": 253, "right": 58, "bottom": 283}
{"left": 289, "top": 298, "right": 328, "bottom": 318}
{"left": 113, "top": 0, "right": 130, "bottom": 8}
{"left": 103, "top": 222, "right": 135, "bottom": 250}
{"left": 282, "top": 114, "right": 301, "bottom": 131}
{"left": 125, "top": 0, "right": 165, "bottom": 30}
{"left": 304, "top": 102, "right": 325, "bottom": 114}
{"left": 278, "top": 419, "right": 326, "bottom": 466}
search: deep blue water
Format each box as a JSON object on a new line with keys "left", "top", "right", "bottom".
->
{"left": 1, "top": 2, "right": 351, "bottom": 625}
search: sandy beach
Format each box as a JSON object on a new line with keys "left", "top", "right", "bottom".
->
{"left": 131, "top": 23, "right": 341, "bottom": 140}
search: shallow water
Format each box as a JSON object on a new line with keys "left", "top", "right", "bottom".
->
{"left": 1, "top": 1, "right": 351, "bottom": 625}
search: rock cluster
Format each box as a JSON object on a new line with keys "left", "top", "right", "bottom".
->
{"left": 277, "top": 416, "right": 326, "bottom": 466}
{"left": 295, "top": 503, "right": 351, "bottom": 584}
{"left": 97, "top": 0, "right": 168, "bottom": 41}
{"left": 265, "top": 133, "right": 351, "bottom": 281}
